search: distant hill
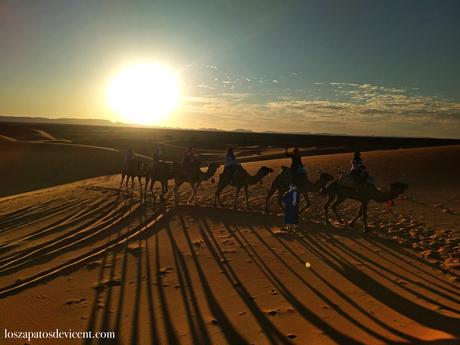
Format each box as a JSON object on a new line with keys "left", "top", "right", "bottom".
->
{"left": 0, "top": 115, "right": 115, "bottom": 127}
{"left": 198, "top": 127, "right": 225, "bottom": 132}
{"left": 232, "top": 128, "right": 253, "bottom": 133}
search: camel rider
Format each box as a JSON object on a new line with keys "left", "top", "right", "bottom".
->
{"left": 224, "top": 147, "right": 241, "bottom": 183}
{"left": 350, "top": 150, "right": 368, "bottom": 184}
{"left": 182, "top": 146, "right": 198, "bottom": 174}
{"left": 150, "top": 145, "right": 162, "bottom": 176}
{"left": 285, "top": 147, "right": 306, "bottom": 185}
{"left": 152, "top": 145, "right": 163, "bottom": 164}
{"left": 125, "top": 148, "right": 135, "bottom": 163}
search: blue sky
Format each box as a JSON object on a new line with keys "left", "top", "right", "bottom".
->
{"left": 1, "top": 0, "right": 459, "bottom": 138}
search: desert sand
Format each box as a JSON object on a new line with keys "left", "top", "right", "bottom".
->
{"left": 0, "top": 134, "right": 459, "bottom": 344}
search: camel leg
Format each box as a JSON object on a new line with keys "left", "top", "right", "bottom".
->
{"left": 138, "top": 176, "right": 143, "bottom": 200}
{"left": 331, "top": 196, "right": 345, "bottom": 224}
{"left": 278, "top": 195, "right": 284, "bottom": 210}
{"left": 174, "top": 180, "right": 183, "bottom": 204}
{"left": 302, "top": 187, "right": 311, "bottom": 209}
{"left": 150, "top": 180, "right": 158, "bottom": 204}
{"left": 233, "top": 187, "right": 241, "bottom": 209}
{"left": 159, "top": 180, "right": 164, "bottom": 198}
{"left": 188, "top": 182, "right": 195, "bottom": 204}
{"left": 299, "top": 192, "right": 310, "bottom": 214}
{"left": 192, "top": 181, "right": 201, "bottom": 204}
{"left": 145, "top": 177, "right": 153, "bottom": 199}
{"left": 265, "top": 185, "right": 277, "bottom": 213}
{"left": 160, "top": 180, "right": 167, "bottom": 200}
{"left": 125, "top": 176, "right": 130, "bottom": 195}
{"left": 119, "top": 173, "right": 126, "bottom": 195}
{"left": 214, "top": 181, "right": 225, "bottom": 207}
{"left": 324, "top": 193, "right": 335, "bottom": 224}
{"left": 149, "top": 180, "right": 155, "bottom": 199}
{"left": 213, "top": 188, "right": 219, "bottom": 207}
{"left": 218, "top": 190, "right": 224, "bottom": 206}
{"left": 129, "top": 176, "right": 134, "bottom": 196}
{"left": 349, "top": 204, "right": 363, "bottom": 227}
{"left": 362, "top": 202, "right": 369, "bottom": 232}
{"left": 144, "top": 177, "right": 149, "bottom": 198}
{"left": 244, "top": 186, "right": 249, "bottom": 209}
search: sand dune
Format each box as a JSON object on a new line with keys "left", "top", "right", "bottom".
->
{"left": 0, "top": 146, "right": 459, "bottom": 344}
{"left": 0, "top": 142, "right": 124, "bottom": 197}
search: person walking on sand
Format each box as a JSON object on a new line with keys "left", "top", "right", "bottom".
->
{"left": 282, "top": 184, "right": 300, "bottom": 231}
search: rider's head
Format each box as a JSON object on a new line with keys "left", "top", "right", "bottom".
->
{"left": 227, "top": 147, "right": 234, "bottom": 156}
{"left": 293, "top": 148, "right": 300, "bottom": 154}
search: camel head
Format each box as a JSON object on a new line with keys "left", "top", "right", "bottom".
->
{"left": 260, "top": 166, "right": 274, "bottom": 176}
{"left": 390, "top": 182, "right": 408, "bottom": 195}
{"left": 279, "top": 166, "right": 290, "bottom": 177}
{"left": 208, "top": 162, "right": 220, "bottom": 183}
{"left": 258, "top": 166, "right": 274, "bottom": 185}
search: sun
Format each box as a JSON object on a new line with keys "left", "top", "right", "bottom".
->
{"left": 107, "top": 63, "right": 180, "bottom": 125}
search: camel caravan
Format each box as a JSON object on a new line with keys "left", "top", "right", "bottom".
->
{"left": 119, "top": 146, "right": 408, "bottom": 232}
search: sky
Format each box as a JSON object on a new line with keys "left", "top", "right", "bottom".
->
{"left": 1, "top": 0, "right": 459, "bottom": 138}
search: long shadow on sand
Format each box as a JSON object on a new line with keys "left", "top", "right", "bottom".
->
{"left": 7, "top": 201, "right": 457, "bottom": 345}
{"left": 187, "top": 205, "right": 460, "bottom": 344}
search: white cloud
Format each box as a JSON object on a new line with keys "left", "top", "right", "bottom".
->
{"left": 176, "top": 80, "right": 460, "bottom": 138}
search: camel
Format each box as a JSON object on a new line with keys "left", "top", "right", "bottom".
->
{"left": 214, "top": 166, "right": 273, "bottom": 209}
{"left": 323, "top": 181, "right": 408, "bottom": 232}
{"left": 265, "top": 166, "right": 334, "bottom": 213}
{"left": 119, "top": 158, "right": 147, "bottom": 197}
{"left": 174, "top": 162, "right": 220, "bottom": 204}
{"left": 144, "top": 161, "right": 179, "bottom": 199}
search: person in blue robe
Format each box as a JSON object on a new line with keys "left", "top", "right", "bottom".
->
{"left": 282, "top": 184, "right": 300, "bottom": 230}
